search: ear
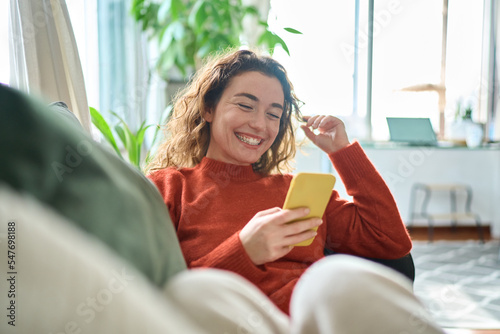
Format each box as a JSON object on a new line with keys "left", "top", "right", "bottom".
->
{"left": 203, "top": 109, "right": 214, "bottom": 123}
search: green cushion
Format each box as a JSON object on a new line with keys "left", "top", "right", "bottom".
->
{"left": 0, "top": 84, "right": 186, "bottom": 286}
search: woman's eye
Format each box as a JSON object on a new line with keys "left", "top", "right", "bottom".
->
{"left": 268, "top": 113, "right": 281, "bottom": 120}
{"left": 238, "top": 104, "right": 252, "bottom": 110}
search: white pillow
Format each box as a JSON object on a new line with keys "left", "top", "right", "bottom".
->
{"left": 0, "top": 185, "right": 203, "bottom": 333}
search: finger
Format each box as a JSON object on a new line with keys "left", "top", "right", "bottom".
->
{"left": 317, "top": 116, "right": 334, "bottom": 130}
{"left": 300, "top": 125, "right": 317, "bottom": 143}
{"left": 318, "top": 116, "right": 341, "bottom": 131}
{"left": 305, "top": 115, "right": 318, "bottom": 127}
{"left": 254, "top": 207, "right": 281, "bottom": 218}
{"left": 276, "top": 206, "right": 311, "bottom": 225}
{"left": 312, "top": 115, "right": 326, "bottom": 129}
{"left": 285, "top": 217, "right": 323, "bottom": 236}
{"left": 284, "top": 229, "right": 318, "bottom": 246}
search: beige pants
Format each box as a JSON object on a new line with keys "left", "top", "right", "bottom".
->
{"left": 166, "top": 255, "right": 444, "bottom": 334}
{"left": 0, "top": 187, "right": 444, "bottom": 333}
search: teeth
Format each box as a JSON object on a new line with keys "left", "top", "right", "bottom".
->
{"left": 236, "top": 133, "right": 261, "bottom": 146}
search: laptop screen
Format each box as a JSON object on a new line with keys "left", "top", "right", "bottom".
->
{"left": 386, "top": 117, "right": 437, "bottom": 145}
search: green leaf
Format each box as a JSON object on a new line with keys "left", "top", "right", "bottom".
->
{"left": 272, "top": 33, "right": 290, "bottom": 55}
{"left": 115, "top": 121, "right": 138, "bottom": 167}
{"left": 136, "top": 122, "right": 154, "bottom": 164}
{"left": 244, "top": 5, "right": 259, "bottom": 16}
{"left": 258, "top": 20, "right": 269, "bottom": 28}
{"left": 257, "top": 30, "right": 272, "bottom": 45}
{"left": 110, "top": 111, "right": 144, "bottom": 168}
{"left": 130, "top": 0, "right": 144, "bottom": 21}
{"left": 157, "top": 50, "right": 176, "bottom": 80}
{"left": 188, "top": 0, "right": 207, "bottom": 33}
{"left": 159, "top": 26, "right": 175, "bottom": 52}
{"left": 89, "top": 107, "right": 123, "bottom": 159}
{"left": 170, "top": 0, "right": 186, "bottom": 21}
{"left": 196, "top": 43, "right": 212, "bottom": 59}
{"left": 127, "top": 133, "right": 139, "bottom": 167}
{"left": 171, "top": 21, "right": 186, "bottom": 40}
{"left": 157, "top": 0, "right": 173, "bottom": 24}
{"left": 109, "top": 110, "right": 127, "bottom": 128}
{"left": 114, "top": 124, "right": 128, "bottom": 150}
{"left": 144, "top": 5, "right": 160, "bottom": 31}
{"left": 284, "top": 27, "right": 303, "bottom": 34}
{"left": 206, "top": 2, "right": 221, "bottom": 24}
{"left": 258, "top": 30, "right": 290, "bottom": 56}
{"left": 136, "top": 122, "right": 153, "bottom": 147}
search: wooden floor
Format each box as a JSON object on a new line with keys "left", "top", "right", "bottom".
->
{"left": 410, "top": 226, "right": 500, "bottom": 334}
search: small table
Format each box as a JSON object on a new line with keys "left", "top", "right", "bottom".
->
{"left": 408, "top": 183, "right": 484, "bottom": 242}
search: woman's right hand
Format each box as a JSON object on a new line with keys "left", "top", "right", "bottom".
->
{"left": 239, "top": 207, "right": 323, "bottom": 265}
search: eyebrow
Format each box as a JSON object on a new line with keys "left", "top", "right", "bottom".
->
{"left": 235, "top": 93, "right": 284, "bottom": 110}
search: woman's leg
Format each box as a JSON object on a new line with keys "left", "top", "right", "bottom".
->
{"left": 290, "top": 254, "right": 444, "bottom": 334}
{"left": 164, "top": 268, "right": 290, "bottom": 334}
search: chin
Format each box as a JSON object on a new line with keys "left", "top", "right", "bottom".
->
{"left": 233, "top": 154, "right": 260, "bottom": 166}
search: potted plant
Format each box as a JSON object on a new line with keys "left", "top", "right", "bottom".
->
{"left": 448, "top": 101, "right": 483, "bottom": 147}
{"left": 460, "top": 105, "right": 484, "bottom": 148}
{"left": 89, "top": 106, "right": 169, "bottom": 170}
{"left": 130, "top": 0, "right": 300, "bottom": 81}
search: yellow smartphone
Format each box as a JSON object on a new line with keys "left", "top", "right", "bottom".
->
{"left": 282, "top": 172, "right": 336, "bottom": 246}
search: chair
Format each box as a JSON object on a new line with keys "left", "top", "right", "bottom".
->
{"left": 408, "top": 183, "right": 484, "bottom": 242}
{"left": 324, "top": 249, "right": 415, "bottom": 283}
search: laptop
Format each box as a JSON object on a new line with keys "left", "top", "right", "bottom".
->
{"left": 386, "top": 117, "right": 438, "bottom": 146}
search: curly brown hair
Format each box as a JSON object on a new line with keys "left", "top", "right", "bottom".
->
{"left": 145, "top": 49, "right": 303, "bottom": 175}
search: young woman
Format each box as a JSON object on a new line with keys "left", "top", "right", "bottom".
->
{"left": 147, "top": 49, "right": 413, "bottom": 314}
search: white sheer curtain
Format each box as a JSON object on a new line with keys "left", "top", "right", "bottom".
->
{"left": 8, "top": 0, "right": 91, "bottom": 133}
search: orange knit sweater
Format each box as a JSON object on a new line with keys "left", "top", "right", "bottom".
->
{"left": 148, "top": 142, "right": 412, "bottom": 314}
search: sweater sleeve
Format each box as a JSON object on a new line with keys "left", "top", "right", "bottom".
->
{"left": 324, "top": 142, "right": 412, "bottom": 259}
{"left": 189, "top": 233, "right": 268, "bottom": 283}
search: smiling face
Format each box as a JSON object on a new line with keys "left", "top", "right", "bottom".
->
{"left": 203, "top": 71, "right": 285, "bottom": 166}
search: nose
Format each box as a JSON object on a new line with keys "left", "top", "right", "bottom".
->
{"left": 249, "top": 110, "right": 266, "bottom": 131}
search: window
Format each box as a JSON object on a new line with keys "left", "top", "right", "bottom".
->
{"left": 270, "top": 0, "right": 486, "bottom": 141}
{"left": 371, "top": 0, "right": 484, "bottom": 140}
{"left": 270, "top": 0, "right": 356, "bottom": 118}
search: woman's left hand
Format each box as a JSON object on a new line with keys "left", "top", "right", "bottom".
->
{"left": 301, "top": 115, "right": 350, "bottom": 154}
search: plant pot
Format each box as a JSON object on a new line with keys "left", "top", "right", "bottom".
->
{"left": 447, "top": 119, "right": 470, "bottom": 146}
{"left": 465, "top": 122, "right": 484, "bottom": 148}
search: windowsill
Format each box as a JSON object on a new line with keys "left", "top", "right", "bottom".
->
{"left": 358, "top": 141, "right": 500, "bottom": 150}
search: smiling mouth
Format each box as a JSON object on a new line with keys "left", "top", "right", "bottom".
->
{"left": 235, "top": 133, "right": 263, "bottom": 146}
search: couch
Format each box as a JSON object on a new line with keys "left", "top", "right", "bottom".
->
{"left": 0, "top": 84, "right": 414, "bottom": 333}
